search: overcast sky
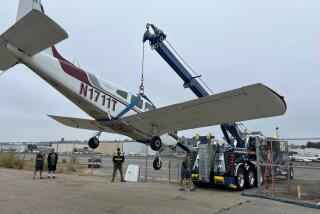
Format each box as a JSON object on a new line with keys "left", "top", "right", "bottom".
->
{"left": 1, "top": 0, "right": 320, "bottom": 142}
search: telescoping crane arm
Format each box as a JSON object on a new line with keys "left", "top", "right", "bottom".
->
{"left": 143, "top": 24, "right": 245, "bottom": 148}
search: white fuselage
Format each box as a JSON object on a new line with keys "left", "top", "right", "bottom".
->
{"left": 7, "top": 45, "right": 177, "bottom": 147}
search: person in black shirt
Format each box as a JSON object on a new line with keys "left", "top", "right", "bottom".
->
{"left": 47, "top": 148, "right": 58, "bottom": 179}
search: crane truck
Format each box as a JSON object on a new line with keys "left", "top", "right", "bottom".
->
{"left": 142, "top": 24, "right": 286, "bottom": 190}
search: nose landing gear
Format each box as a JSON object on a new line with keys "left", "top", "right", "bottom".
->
{"left": 153, "top": 156, "right": 162, "bottom": 170}
{"left": 152, "top": 149, "right": 164, "bottom": 170}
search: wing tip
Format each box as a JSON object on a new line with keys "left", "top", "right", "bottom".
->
{"left": 262, "top": 84, "right": 287, "bottom": 114}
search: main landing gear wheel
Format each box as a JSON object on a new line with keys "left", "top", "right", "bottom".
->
{"left": 88, "top": 137, "right": 100, "bottom": 149}
{"left": 150, "top": 136, "right": 162, "bottom": 151}
{"left": 153, "top": 157, "right": 162, "bottom": 170}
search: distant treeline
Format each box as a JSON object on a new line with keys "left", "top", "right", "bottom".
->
{"left": 306, "top": 141, "right": 320, "bottom": 149}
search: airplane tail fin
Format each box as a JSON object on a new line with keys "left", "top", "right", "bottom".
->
{"left": 0, "top": 1, "right": 68, "bottom": 71}
{"left": 16, "top": 0, "right": 44, "bottom": 22}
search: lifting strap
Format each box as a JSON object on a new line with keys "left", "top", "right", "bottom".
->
{"left": 139, "top": 43, "right": 145, "bottom": 96}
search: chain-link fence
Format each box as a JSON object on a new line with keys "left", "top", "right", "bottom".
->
{"left": 1, "top": 145, "right": 183, "bottom": 183}
{"left": 256, "top": 137, "right": 320, "bottom": 205}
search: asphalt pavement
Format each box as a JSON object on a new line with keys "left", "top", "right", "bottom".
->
{"left": 0, "top": 168, "right": 319, "bottom": 214}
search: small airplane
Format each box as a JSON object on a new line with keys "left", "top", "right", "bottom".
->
{"left": 0, "top": 0, "right": 286, "bottom": 170}
{"left": 292, "top": 156, "right": 320, "bottom": 163}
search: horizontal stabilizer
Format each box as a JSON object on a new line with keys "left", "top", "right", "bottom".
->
{"left": 48, "top": 115, "right": 118, "bottom": 134}
{"left": 0, "top": 38, "right": 18, "bottom": 70}
{"left": 1, "top": 9, "right": 68, "bottom": 56}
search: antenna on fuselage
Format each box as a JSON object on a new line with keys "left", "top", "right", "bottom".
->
{"left": 72, "top": 59, "right": 81, "bottom": 68}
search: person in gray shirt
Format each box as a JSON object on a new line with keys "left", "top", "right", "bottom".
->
{"left": 33, "top": 149, "right": 45, "bottom": 179}
{"left": 179, "top": 152, "right": 194, "bottom": 191}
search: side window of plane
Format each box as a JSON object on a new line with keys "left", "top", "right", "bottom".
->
{"left": 117, "top": 90, "right": 128, "bottom": 99}
{"left": 131, "top": 95, "right": 143, "bottom": 109}
{"left": 145, "top": 102, "right": 154, "bottom": 111}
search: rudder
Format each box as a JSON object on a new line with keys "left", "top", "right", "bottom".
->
{"left": 17, "top": 0, "right": 44, "bottom": 22}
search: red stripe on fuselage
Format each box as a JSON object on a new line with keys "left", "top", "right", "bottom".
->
{"left": 51, "top": 47, "right": 141, "bottom": 114}
{"left": 52, "top": 47, "right": 92, "bottom": 85}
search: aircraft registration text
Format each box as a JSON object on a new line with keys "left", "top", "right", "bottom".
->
{"left": 79, "top": 83, "right": 117, "bottom": 111}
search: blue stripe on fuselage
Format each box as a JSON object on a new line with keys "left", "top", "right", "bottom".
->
{"left": 115, "top": 95, "right": 141, "bottom": 119}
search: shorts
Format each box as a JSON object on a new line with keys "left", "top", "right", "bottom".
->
{"left": 48, "top": 165, "right": 57, "bottom": 171}
{"left": 181, "top": 170, "right": 191, "bottom": 179}
{"left": 35, "top": 164, "right": 44, "bottom": 171}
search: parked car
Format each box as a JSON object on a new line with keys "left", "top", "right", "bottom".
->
{"left": 87, "top": 158, "right": 102, "bottom": 168}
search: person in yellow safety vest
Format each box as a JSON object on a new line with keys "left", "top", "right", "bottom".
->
{"left": 111, "top": 148, "right": 125, "bottom": 182}
{"left": 195, "top": 134, "right": 200, "bottom": 142}
{"left": 206, "top": 133, "right": 212, "bottom": 141}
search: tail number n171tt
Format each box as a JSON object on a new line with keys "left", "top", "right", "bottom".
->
{"left": 79, "top": 83, "right": 117, "bottom": 111}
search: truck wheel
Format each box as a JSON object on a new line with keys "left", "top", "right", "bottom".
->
{"left": 235, "top": 168, "right": 245, "bottom": 190}
{"left": 245, "top": 168, "right": 255, "bottom": 189}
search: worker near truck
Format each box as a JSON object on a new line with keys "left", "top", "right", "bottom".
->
{"left": 111, "top": 148, "right": 125, "bottom": 182}
{"left": 179, "top": 152, "right": 194, "bottom": 191}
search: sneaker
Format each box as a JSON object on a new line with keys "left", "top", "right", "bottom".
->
{"left": 179, "top": 186, "right": 185, "bottom": 191}
{"left": 190, "top": 186, "right": 195, "bottom": 191}
{"left": 121, "top": 180, "right": 126, "bottom": 182}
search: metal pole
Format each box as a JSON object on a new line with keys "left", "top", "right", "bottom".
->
{"left": 91, "top": 150, "right": 94, "bottom": 175}
{"left": 285, "top": 140, "right": 291, "bottom": 192}
{"left": 58, "top": 138, "right": 64, "bottom": 154}
{"left": 72, "top": 141, "right": 75, "bottom": 169}
{"left": 270, "top": 139, "right": 274, "bottom": 196}
{"left": 23, "top": 143, "right": 26, "bottom": 161}
{"left": 177, "top": 159, "right": 180, "bottom": 183}
{"left": 256, "top": 137, "right": 262, "bottom": 194}
{"left": 145, "top": 144, "right": 148, "bottom": 182}
{"left": 169, "top": 148, "right": 171, "bottom": 183}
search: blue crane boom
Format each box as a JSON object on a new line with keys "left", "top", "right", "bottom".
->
{"left": 143, "top": 24, "right": 245, "bottom": 148}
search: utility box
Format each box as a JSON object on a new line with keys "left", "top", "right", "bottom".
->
{"left": 125, "top": 165, "right": 141, "bottom": 182}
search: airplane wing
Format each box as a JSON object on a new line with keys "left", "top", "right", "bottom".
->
{"left": 48, "top": 115, "right": 118, "bottom": 134}
{"left": 117, "top": 83, "right": 286, "bottom": 136}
